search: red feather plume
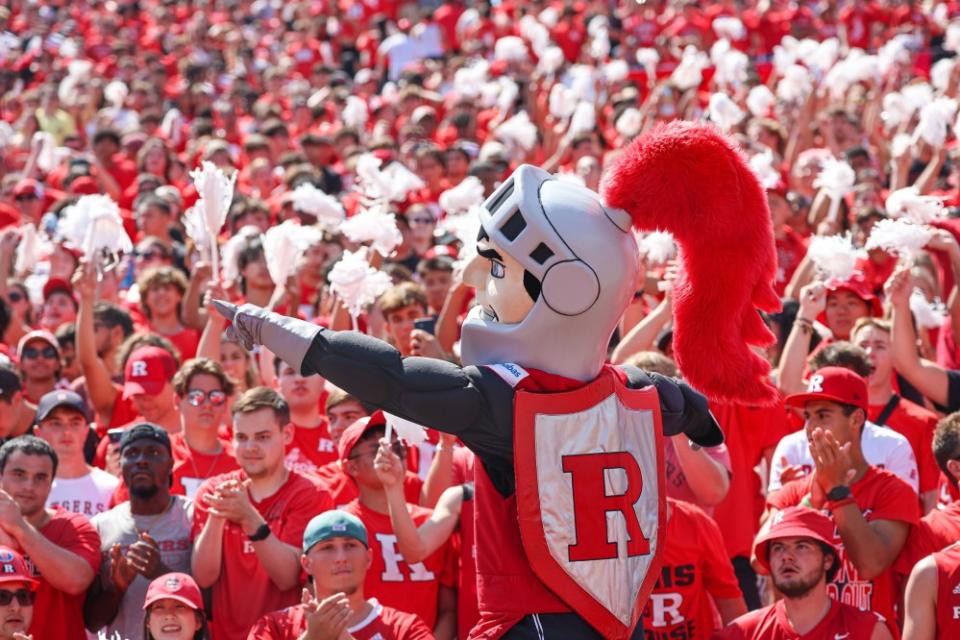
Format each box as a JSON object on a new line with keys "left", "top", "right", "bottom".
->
{"left": 601, "top": 121, "right": 781, "bottom": 405}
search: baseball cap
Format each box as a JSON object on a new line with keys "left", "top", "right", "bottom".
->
{"left": 122, "top": 346, "right": 177, "bottom": 399}
{"left": 785, "top": 366, "right": 867, "bottom": 412}
{"left": 16, "top": 330, "right": 60, "bottom": 360}
{"left": 821, "top": 274, "right": 883, "bottom": 318}
{"left": 35, "top": 390, "right": 89, "bottom": 423}
{"left": 143, "top": 573, "right": 203, "bottom": 611}
{"left": 0, "top": 547, "right": 38, "bottom": 589}
{"left": 12, "top": 179, "right": 41, "bottom": 199}
{"left": 753, "top": 507, "right": 838, "bottom": 572}
{"left": 303, "top": 510, "right": 369, "bottom": 552}
{"left": 337, "top": 411, "right": 386, "bottom": 461}
{"left": 42, "top": 278, "right": 77, "bottom": 304}
{"left": 119, "top": 422, "right": 172, "bottom": 454}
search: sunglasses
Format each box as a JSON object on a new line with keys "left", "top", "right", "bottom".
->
{"left": 407, "top": 217, "right": 434, "bottom": 226}
{"left": 186, "top": 389, "right": 227, "bottom": 407}
{"left": 13, "top": 194, "right": 36, "bottom": 202}
{"left": 6, "top": 291, "right": 22, "bottom": 303}
{"left": 21, "top": 346, "right": 57, "bottom": 360}
{"left": 136, "top": 250, "right": 169, "bottom": 260}
{"left": 349, "top": 441, "right": 407, "bottom": 460}
{"left": 0, "top": 589, "right": 34, "bottom": 606}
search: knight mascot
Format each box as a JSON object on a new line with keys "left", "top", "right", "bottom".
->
{"left": 215, "top": 122, "right": 780, "bottom": 639}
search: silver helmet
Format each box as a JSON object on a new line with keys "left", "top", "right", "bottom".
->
{"left": 460, "top": 165, "right": 640, "bottom": 382}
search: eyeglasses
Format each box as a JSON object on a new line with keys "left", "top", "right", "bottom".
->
{"left": 186, "top": 389, "right": 227, "bottom": 407}
{"left": 21, "top": 346, "right": 57, "bottom": 360}
{"left": 349, "top": 441, "right": 407, "bottom": 460}
{"left": 6, "top": 291, "right": 22, "bottom": 303}
{"left": 0, "top": 589, "right": 34, "bottom": 606}
{"left": 406, "top": 217, "right": 434, "bottom": 226}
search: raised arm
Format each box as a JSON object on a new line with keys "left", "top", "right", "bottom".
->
{"left": 73, "top": 261, "right": 118, "bottom": 419}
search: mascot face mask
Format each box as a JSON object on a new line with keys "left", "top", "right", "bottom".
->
{"left": 459, "top": 165, "right": 641, "bottom": 382}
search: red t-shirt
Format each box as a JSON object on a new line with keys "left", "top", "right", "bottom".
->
{"left": 934, "top": 543, "right": 960, "bottom": 636}
{"left": 192, "top": 470, "right": 334, "bottom": 640}
{"left": 343, "top": 499, "right": 455, "bottom": 628}
{"left": 895, "top": 500, "right": 960, "bottom": 578}
{"left": 868, "top": 397, "right": 939, "bottom": 494}
{"left": 28, "top": 508, "right": 102, "bottom": 640}
{"left": 322, "top": 464, "right": 423, "bottom": 508}
{"left": 284, "top": 421, "right": 337, "bottom": 476}
{"left": 170, "top": 432, "right": 240, "bottom": 498}
{"left": 642, "top": 499, "right": 743, "bottom": 638}
{"left": 775, "top": 227, "right": 807, "bottom": 297}
{"left": 767, "top": 467, "right": 919, "bottom": 633}
{"left": 712, "top": 399, "right": 790, "bottom": 558}
{"left": 247, "top": 599, "right": 433, "bottom": 640}
{"left": 714, "top": 598, "right": 884, "bottom": 640}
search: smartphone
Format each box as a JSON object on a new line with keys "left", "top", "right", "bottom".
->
{"left": 413, "top": 317, "right": 437, "bottom": 335}
{"left": 107, "top": 428, "right": 125, "bottom": 444}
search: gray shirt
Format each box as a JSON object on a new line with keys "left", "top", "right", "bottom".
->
{"left": 90, "top": 496, "right": 194, "bottom": 640}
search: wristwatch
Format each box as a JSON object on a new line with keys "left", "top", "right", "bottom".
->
{"left": 826, "top": 485, "right": 852, "bottom": 502}
{"left": 247, "top": 522, "right": 272, "bottom": 542}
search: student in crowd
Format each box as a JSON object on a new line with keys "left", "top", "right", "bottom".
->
{"left": 143, "top": 572, "right": 209, "bottom": 640}
{"left": 0, "top": 546, "right": 37, "bottom": 640}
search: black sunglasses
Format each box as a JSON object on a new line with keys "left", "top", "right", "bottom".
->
{"left": 13, "top": 194, "right": 36, "bottom": 202}
{"left": 6, "top": 291, "right": 22, "bottom": 303}
{"left": 0, "top": 589, "right": 34, "bottom": 606}
{"left": 21, "top": 346, "right": 57, "bottom": 360}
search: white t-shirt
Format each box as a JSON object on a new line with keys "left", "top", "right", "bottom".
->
{"left": 46, "top": 467, "right": 120, "bottom": 517}
{"left": 768, "top": 421, "right": 919, "bottom": 494}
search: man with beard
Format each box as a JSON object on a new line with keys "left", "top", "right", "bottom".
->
{"left": 248, "top": 510, "right": 433, "bottom": 640}
{"left": 715, "top": 507, "right": 891, "bottom": 639}
{"left": 0, "top": 436, "right": 100, "bottom": 640}
{"left": 192, "top": 387, "right": 333, "bottom": 639}
{"left": 84, "top": 423, "right": 192, "bottom": 639}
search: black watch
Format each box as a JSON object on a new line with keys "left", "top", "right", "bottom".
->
{"left": 247, "top": 522, "right": 272, "bottom": 542}
{"left": 826, "top": 485, "right": 852, "bottom": 502}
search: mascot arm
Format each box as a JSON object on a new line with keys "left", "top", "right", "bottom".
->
{"left": 623, "top": 366, "right": 724, "bottom": 447}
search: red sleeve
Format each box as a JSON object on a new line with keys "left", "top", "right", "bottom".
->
{"left": 698, "top": 510, "right": 744, "bottom": 599}
{"left": 275, "top": 480, "right": 333, "bottom": 548}
{"left": 870, "top": 474, "right": 921, "bottom": 526}
{"left": 246, "top": 612, "right": 282, "bottom": 640}
{"left": 190, "top": 478, "right": 216, "bottom": 540}
{"left": 61, "top": 512, "right": 102, "bottom": 573}
{"left": 766, "top": 479, "right": 806, "bottom": 511}
{"left": 398, "top": 613, "right": 435, "bottom": 640}
{"left": 711, "top": 622, "right": 747, "bottom": 640}
{"left": 438, "top": 535, "right": 457, "bottom": 588}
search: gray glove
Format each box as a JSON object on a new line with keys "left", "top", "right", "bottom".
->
{"left": 212, "top": 300, "right": 322, "bottom": 375}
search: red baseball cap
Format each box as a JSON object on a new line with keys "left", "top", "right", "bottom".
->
{"left": 337, "top": 411, "right": 386, "bottom": 461}
{"left": 0, "top": 547, "right": 38, "bottom": 589}
{"left": 17, "top": 330, "right": 60, "bottom": 359}
{"left": 122, "top": 346, "right": 178, "bottom": 399}
{"left": 42, "top": 278, "right": 77, "bottom": 305}
{"left": 785, "top": 366, "right": 867, "bottom": 412}
{"left": 753, "top": 507, "right": 838, "bottom": 572}
{"left": 12, "top": 179, "right": 41, "bottom": 199}
{"left": 68, "top": 176, "right": 100, "bottom": 195}
{"left": 143, "top": 573, "right": 203, "bottom": 611}
{"left": 820, "top": 274, "right": 883, "bottom": 318}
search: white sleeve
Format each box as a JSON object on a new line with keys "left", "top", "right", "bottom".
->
{"left": 883, "top": 436, "right": 920, "bottom": 494}
{"left": 768, "top": 431, "right": 812, "bottom": 493}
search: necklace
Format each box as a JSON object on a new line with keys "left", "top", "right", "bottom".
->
{"left": 186, "top": 441, "right": 224, "bottom": 483}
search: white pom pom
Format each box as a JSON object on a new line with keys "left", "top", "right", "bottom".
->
{"left": 749, "top": 149, "right": 783, "bottom": 190}
{"left": 615, "top": 108, "right": 643, "bottom": 139}
{"left": 639, "top": 231, "right": 677, "bottom": 264}
{"left": 865, "top": 218, "right": 933, "bottom": 259}
{"left": 496, "top": 77, "right": 520, "bottom": 114}
{"left": 881, "top": 92, "right": 912, "bottom": 129}
{"left": 777, "top": 65, "right": 813, "bottom": 102}
{"left": 671, "top": 46, "right": 707, "bottom": 91}
{"left": 809, "top": 38, "right": 840, "bottom": 73}
{"left": 494, "top": 111, "right": 538, "bottom": 155}
{"left": 903, "top": 83, "right": 935, "bottom": 113}
{"left": 885, "top": 187, "right": 946, "bottom": 224}
{"left": 291, "top": 183, "right": 345, "bottom": 228}
{"left": 568, "top": 101, "right": 596, "bottom": 135}
{"left": 891, "top": 133, "right": 913, "bottom": 159}
{"left": 341, "top": 207, "right": 403, "bottom": 257}
{"left": 808, "top": 234, "right": 860, "bottom": 282}
{"left": 914, "top": 97, "right": 958, "bottom": 147}
{"left": 59, "top": 195, "right": 133, "bottom": 259}
{"left": 440, "top": 205, "right": 483, "bottom": 248}
{"left": 549, "top": 83, "right": 577, "bottom": 120}
{"left": 947, "top": 22, "right": 960, "bottom": 52}
{"left": 878, "top": 36, "right": 911, "bottom": 76}
{"left": 183, "top": 204, "right": 213, "bottom": 262}
{"left": 328, "top": 247, "right": 393, "bottom": 317}
{"left": 519, "top": 15, "right": 550, "bottom": 56}
{"left": 538, "top": 47, "right": 566, "bottom": 75}
{"left": 715, "top": 48, "right": 749, "bottom": 88}
{"left": 813, "top": 157, "right": 856, "bottom": 198}
{"left": 383, "top": 412, "right": 428, "bottom": 447}
{"left": 603, "top": 59, "right": 629, "bottom": 84}
{"left": 932, "top": 58, "right": 955, "bottom": 92}
{"left": 14, "top": 224, "right": 38, "bottom": 276}
{"left": 104, "top": 80, "right": 128, "bottom": 108}
{"left": 454, "top": 60, "right": 489, "bottom": 98}
{"left": 707, "top": 93, "right": 745, "bottom": 131}
{"left": 538, "top": 7, "right": 559, "bottom": 27}
{"left": 342, "top": 96, "right": 369, "bottom": 130}
{"left": 910, "top": 290, "right": 948, "bottom": 329}
{"left": 773, "top": 44, "right": 796, "bottom": 75}
{"left": 494, "top": 36, "right": 529, "bottom": 63}
{"left": 221, "top": 226, "right": 263, "bottom": 285}
{"left": 263, "top": 220, "right": 304, "bottom": 286}
{"left": 713, "top": 17, "right": 745, "bottom": 41}
{"left": 635, "top": 48, "right": 660, "bottom": 76}
{"left": 190, "top": 161, "right": 236, "bottom": 239}
{"left": 439, "top": 177, "right": 485, "bottom": 215}
{"left": 746, "top": 85, "right": 776, "bottom": 117}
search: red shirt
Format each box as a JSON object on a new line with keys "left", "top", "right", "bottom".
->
{"left": 712, "top": 399, "right": 790, "bottom": 558}
{"left": 284, "top": 421, "right": 337, "bottom": 476}
{"left": 642, "top": 499, "right": 743, "bottom": 638}
{"left": 192, "top": 470, "right": 334, "bottom": 640}
{"left": 28, "top": 508, "right": 102, "bottom": 640}
{"left": 170, "top": 432, "right": 240, "bottom": 498}
{"left": 868, "top": 397, "right": 939, "bottom": 494}
{"left": 774, "top": 227, "right": 807, "bottom": 297}
{"left": 247, "top": 599, "right": 434, "bottom": 640}
{"left": 895, "top": 501, "right": 960, "bottom": 577}
{"left": 457, "top": 484, "right": 478, "bottom": 640}
{"left": 344, "top": 499, "right": 455, "bottom": 628}
{"left": 714, "top": 598, "right": 883, "bottom": 640}
{"left": 934, "top": 543, "right": 960, "bottom": 636}
{"left": 768, "top": 467, "right": 919, "bottom": 633}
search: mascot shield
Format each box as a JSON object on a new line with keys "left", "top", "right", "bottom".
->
{"left": 513, "top": 370, "right": 666, "bottom": 639}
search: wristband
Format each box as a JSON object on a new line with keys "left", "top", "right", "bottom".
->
{"left": 826, "top": 496, "right": 856, "bottom": 511}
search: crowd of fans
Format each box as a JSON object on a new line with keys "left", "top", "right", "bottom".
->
{"left": 3, "top": 0, "right": 960, "bottom": 638}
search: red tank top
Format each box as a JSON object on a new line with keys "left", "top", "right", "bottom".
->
{"left": 471, "top": 365, "right": 631, "bottom": 639}
{"left": 935, "top": 543, "right": 960, "bottom": 637}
